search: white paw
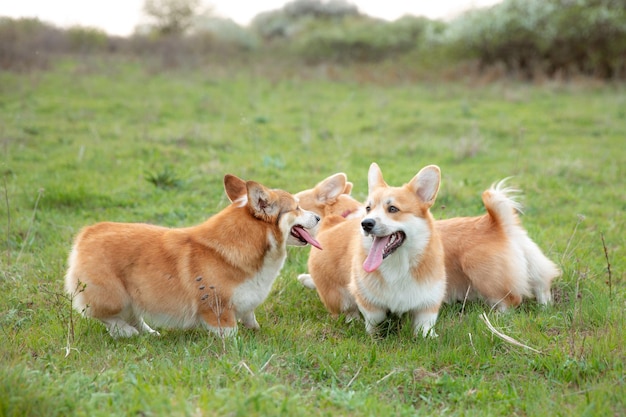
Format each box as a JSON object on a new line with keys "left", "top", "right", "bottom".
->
{"left": 105, "top": 321, "right": 139, "bottom": 338}
{"left": 344, "top": 310, "right": 361, "bottom": 323}
{"left": 297, "top": 273, "right": 316, "bottom": 289}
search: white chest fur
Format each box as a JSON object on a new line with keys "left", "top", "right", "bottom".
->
{"left": 360, "top": 256, "right": 445, "bottom": 314}
{"left": 230, "top": 232, "right": 286, "bottom": 318}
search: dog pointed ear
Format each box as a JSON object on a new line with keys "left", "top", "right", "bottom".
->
{"left": 368, "top": 162, "right": 387, "bottom": 194}
{"left": 343, "top": 181, "right": 353, "bottom": 194}
{"left": 410, "top": 165, "right": 441, "bottom": 207}
{"left": 316, "top": 173, "right": 348, "bottom": 203}
{"left": 224, "top": 174, "right": 248, "bottom": 203}
{"left": 247, "top": 181, "right": 278, "bottom": 220}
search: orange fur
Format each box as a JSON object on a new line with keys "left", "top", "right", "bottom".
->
{"left": 299, "top": 163, "right": 446, "bottom": 337}
{"left": 297, "top": 172, "right": 560, "bottom": 320}
{"left": 295, "top": 173, "right": 364, "bottom": 319}
{"left": 65, "top": 174, "right": 321, "bottom": 338}
{"left": 439, "top": 181, "right": 560, "bottom": 310}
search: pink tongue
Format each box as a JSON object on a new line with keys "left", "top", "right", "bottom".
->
{"left": 363, "top": 235, "right": 390, "bottom": 272}
{"left": 293, "top": 226, "right": 323, "bottom": 250}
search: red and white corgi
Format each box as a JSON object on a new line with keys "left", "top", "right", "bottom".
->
{"left": 297, "top": 168, "right": 560, "bottom": 326}
{"left": 353, "top": 163, "right": 446, "bottom": 337}
{"left": 437, "top": 180, "right": 560, "bottom": 309}
{"left": 65, "top": 174, "right": 321, "bottom": 338}
{"left": 297, "top": 164, "right": 446, "bottom": 337}
{"left": 295, "top": 173, "right": 364, "bottom": 320}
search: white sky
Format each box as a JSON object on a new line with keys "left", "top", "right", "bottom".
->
{"left": 1, "top": 0, "right": 501, "bottom": 36}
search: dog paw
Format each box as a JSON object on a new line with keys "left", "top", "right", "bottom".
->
{"left": 240, "top": 312, "right": 260, "bottom": 330}
{"left": 414, "top": 327, "right": 438, "bottom": 339}
{"left": 108, "top": 324, "right": 140, "bottom": 339}
{"left": 426, "top": 329, "right": 439, "bottom": 339}
{"left": 297, "top": 273, "right": 316, "bottom": 289}
{"left": 344, "top": 310, "right": 361, "bottom": 323}
{"left": 243, "top": 321, "right": 260, "bottom": 331}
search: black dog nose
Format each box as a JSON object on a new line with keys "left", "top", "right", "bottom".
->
{"left": 361, "top": 219, "right": 375, "bottom": 233}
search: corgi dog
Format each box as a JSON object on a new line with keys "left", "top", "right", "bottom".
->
{"left": 297, "top": 170, "right": 560, "bottom": 322}
{"left": 295, "top": 173, "right": 364, "bottom": 320}
{"left": 353, "top": 163, "right": 446, "bottom": 337}
{"left": 298, "top": 163, "right": 446, "bottom": 337}
{"left": 436, "top": 180, "right": 560, "bottom": 310}
{"left": 64, "top": 174, "right": 321, "bottom": 339}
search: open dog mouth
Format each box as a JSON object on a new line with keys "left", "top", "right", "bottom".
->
{"left": 291, "top": 226, "right": 323, "bottom": 250}
{"left": 363, "top": 231, "right": 405, "bottom": 272}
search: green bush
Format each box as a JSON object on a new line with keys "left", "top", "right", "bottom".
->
{"left": 443, "top": 0, "right": 626, "bottom": 79}
{"left": 546, "top": 0, "right": 626, "bottom": 78}
{"left": 292, "top": 16, "right": 431, "bottom": 64}
{"left": 250, "top": 0, "right": 359, "bottom": 41}
{"left": 66, "top": 26, "right": 110, "bottom": 53}
{"left": 0, "top": 17, "right": 63, "bottom": 70}
{"left": 191, "top": 16, "right": 258, "bottom": 51}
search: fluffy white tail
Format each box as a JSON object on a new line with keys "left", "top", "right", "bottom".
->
{"left": 482, "top": 178, "right": 522, "bottom": 230}
{"left": 483, "top": 179, "right": 560, "bottom": 304}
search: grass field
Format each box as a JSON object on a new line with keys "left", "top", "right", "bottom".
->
{"left": 1, "top": 58, "right": 624, "bottom": 416}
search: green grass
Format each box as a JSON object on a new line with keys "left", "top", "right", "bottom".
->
{"left": 1, "top": 58, "right": 624, "bottom": 416}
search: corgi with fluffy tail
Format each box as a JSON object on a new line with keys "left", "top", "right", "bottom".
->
{"left": 438, "top": 180, "right": 560, "bottom": 310}
{"left": 296, "top": 171, "right": 559, "bottom": 321}
{"left": 65, "top": 174, "right": 321, "bottom": 339}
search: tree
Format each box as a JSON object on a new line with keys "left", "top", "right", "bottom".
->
{"left": 143, "top": 0, "right": 205, "bottom": 36}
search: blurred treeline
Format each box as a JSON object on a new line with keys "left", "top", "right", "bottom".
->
{"left": 1, "top": 0, "right": 625, "bottom": 80}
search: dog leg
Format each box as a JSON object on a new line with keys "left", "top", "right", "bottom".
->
{"left": 200, "top": 309, "right": 237, "bottom": 338}
{"left": 101, "top": 317, "right": 140, "bottom": 338}
{"left": 533, "top": 286, "right": 553, "bottom": 306}
{"left": 360, "top": 308, "right": 387, "bottom": 335}
{"left": 410, "top": 308, "right": 439, "bottom": 338}
{"left": 240, "top": 311, "right": 260, "bottom": 330}
{"left": 131, "top": 317, "right": 160, "bottom": 336}
{"left": 297, "top": 273, "right": 316, "bottom": 289}
{"left": 205, "top": 324, "right": 238, "bottom": 338}
{"left": 489, "top": 292, "right": 522, "bottom": 312}
{"left": 344, "top": 309, "right": 361, "bottom": 323}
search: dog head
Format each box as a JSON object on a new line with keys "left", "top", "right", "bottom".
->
{"left": 361, "top": 163, "right": 440, "bottom": 272}
{"left": 295, "top": 173, "right": 363, "bottom": 220}
{"left": 224, "top": 174, "right": 322, "bottom": 249}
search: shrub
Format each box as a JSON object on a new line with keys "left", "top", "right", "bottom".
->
{"left": 443, "top": 0, "right": 626, "bottom": 79}
{"left": 250, "top": 0, "right": 359, "bottom": 41}
{"left": 546, "top": 0, "right": 626, "bottom": 78}
{"left": 0, "top": 18, "right": 64, "bottom": 70}
{"left": 66, "top": 26, "right": 110, "bottom": 54}
{"left": 283, "top": 0, "right": 359, "bottom": 19}
{"left": 292, "top": 16, "right": 432, "bottom": 63}
{"left": 191, "top": 16, "right": 258, "bottom": 51}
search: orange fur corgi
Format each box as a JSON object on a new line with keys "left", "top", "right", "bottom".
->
{"left": 295, "top": 173, "right": 364, "bottom": 320}
{"left": 353, "top": 163, "right": 446, "bottom": 337}
{"left": 297, "top": 170, "right": 560, "bottom": 323}
{"left": 65, "top": 174, "right": 321, "bottom": 338}
{"left": 298, "top": 164, "right": 446, "bottom": 337}
{"left": 437, "top": 180, "right": 560, "bottom": 310}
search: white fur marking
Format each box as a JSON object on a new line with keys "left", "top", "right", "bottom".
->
{"left": 234, "top": 195, "right": 248, "bottom": 208}
{"left": 231, "top": 231, "right": 286, "bottom": 323}
{"left": 411, "top": 310, "right": 439, "bottom": 338}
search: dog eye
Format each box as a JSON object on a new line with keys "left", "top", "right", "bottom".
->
{"left": 365, "top": 205, "right": 371, "bottom": 213}
{"left": 388, "top": 206, "right": 399, "bottom": 213}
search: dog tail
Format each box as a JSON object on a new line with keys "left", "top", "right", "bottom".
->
{"left": 482, "top": 178, "right": 522, "bottom": 230}
{"left": 483, "top": 179, "right": 561, "bottom": 304}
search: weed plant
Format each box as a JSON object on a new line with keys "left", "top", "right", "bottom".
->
{"left": 0, "top": 58, "right": 624, "bottom": 416}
